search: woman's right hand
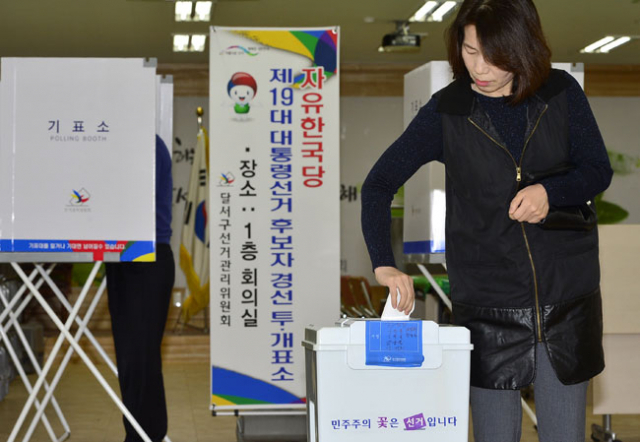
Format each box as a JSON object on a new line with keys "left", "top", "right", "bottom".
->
{"left": 374, "top": 266, "right": 415, "bottom": 315}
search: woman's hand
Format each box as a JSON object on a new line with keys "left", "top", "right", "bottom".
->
{"left": 509, "top": 184, "right": 549, "bottom": 224}
{"left": 373, "top": 266, "right": 415, "bottom": 314}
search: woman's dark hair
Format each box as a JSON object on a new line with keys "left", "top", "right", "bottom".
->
{"left": 446, "top": 0, "right": 551, "bottom": 103}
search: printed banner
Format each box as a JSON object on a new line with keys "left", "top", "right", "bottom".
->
{"left": 0, "top": 58, "right": 156, "bottom": 262}
{"left": 209, "top": 26, "right": 340, "bottom": 410}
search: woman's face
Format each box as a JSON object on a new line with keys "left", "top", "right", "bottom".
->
{"left": 462, "top": 24, "right": 514, "bottom": 97}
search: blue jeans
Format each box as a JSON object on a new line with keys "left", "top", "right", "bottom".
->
{"left": 470, "top": 342, "right": 588, "bottom": 442}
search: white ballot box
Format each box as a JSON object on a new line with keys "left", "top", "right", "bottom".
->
{"left": 303, "top": 319, "right": 473, "bottom": 442}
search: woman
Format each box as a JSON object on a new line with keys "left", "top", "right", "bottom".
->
{"left": 361, "top": 0, "right": 613, "bottom": 441}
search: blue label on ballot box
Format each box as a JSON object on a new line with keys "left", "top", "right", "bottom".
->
{"left": 365, "top": 321, "right": 424, "bottom": 367}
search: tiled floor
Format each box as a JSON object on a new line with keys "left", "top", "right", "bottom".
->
{"left": 0, "top": 362, "right": 236, "bottom": 442}
{"left": 1, "top": 361, "right": 639, "bottom": 442}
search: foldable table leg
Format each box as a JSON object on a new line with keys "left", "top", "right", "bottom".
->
{"left": 33, "top": 265, "right": 174, "bottom": 442}
{"left": 8, "top": 262, "right": 152, "bottom": 442}
{"left": 0, "top": 298, "right": 65, "bottom": 442}
{"left": 35, "top": 266, "right": 117, "bottom": 373}
{"left": 20, "top": 272, "right": 111, "bottom": 442}
{"left": 0, "top": 266, "right": 54, "bottom": 336}
{"left": 0, "top": 266, "right": 70, "bottom": 441}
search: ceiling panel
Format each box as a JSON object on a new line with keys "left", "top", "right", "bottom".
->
{"left": 0, "top": 0, "right": 638, "bottom": 65}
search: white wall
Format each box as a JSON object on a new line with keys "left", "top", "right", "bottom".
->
{"left": 589, "top": 97, "right": 640, "bottom": 223}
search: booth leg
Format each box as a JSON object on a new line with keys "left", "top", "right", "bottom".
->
{"left": 0, "top": 308, "right": 63, "bottom": 442}
{"left": 8, "top": 262, "right": 153, "bottom": 442}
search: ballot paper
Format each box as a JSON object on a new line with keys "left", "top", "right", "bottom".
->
{"left": 381, "top": 287, "right": 415, "bottom": 321}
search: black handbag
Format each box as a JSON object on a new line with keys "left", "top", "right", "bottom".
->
{"left": 522, "top": 164, "right": 597, "bottom": 232}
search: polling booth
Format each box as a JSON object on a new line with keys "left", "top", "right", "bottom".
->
{"left": 156, "top": 73, "right": 174, "bottom": 159}
{"left": 0, "top": 57, "right": 161, "bottom": 442}
{"left": 402, "top": 61, "right": 451, "bottom": 266}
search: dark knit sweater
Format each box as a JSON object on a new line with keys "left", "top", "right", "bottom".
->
{"left": 156, "top": 135, "right": 173, "bottom": 245}
{"left": 361, "top": 70, "right": 613, "bottom": 269}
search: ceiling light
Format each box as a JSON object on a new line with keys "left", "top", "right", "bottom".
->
{"left": 410, "top": 1, "right": 439, "bottom": 22}
{"left": 194, "top": 1, "right": 213, "bottom": 21}
{"left": 175, "top": 1, "right": 212, "bottom": 22}
{"left": 431, "top": 1, "right": 458, "bottom": 22}
{"left": 190, "top": 34, "right": 207, "bottom": 52}
{"left": 173, "top": 34, "right": 208, "bottom": 52}
{"left": 175, "top": 1, "right": 193, "bottom": 21}
{"left": 581, "top": 36, "right": 615, "bottom": 53}
{"left": 409, "top": 1, "right": 459, "bottom": 23}
{"left": 599, "top": 36, "right": 631, "bottom": 53}
{"left": 173, "top": 34, "right": 190, "bottom": 52}
{"left": 580, "top": 36, "right": 635, "bottom": 53}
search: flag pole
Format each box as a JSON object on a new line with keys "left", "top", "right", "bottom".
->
{"left": 178, "top": 106, "right": 210, "bottom": 331}
{"left": 195, "top": 105, "right": 209, "bottom": 333}
{"left": 197, "top": 106, "right": 204, "bottom": 128}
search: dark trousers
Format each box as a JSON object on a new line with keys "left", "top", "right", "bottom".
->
{"left": 106, "top": 243, "right": 175, "bottom": 442}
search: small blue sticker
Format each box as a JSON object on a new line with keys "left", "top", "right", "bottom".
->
{"left": 365, "top": 321, "right": 424, "bottom": 367}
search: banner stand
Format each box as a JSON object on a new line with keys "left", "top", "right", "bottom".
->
{"left": 208, "top": 25, "right": 340, "bottom": 422}
{"left": 0, "top": 57, "right": 160, "bottom": 441}
{"left": 236, "top": 415, "right": 306, "bottom": 442}
{"left": 0, "top": 255, "right": 173, "bottom": 442}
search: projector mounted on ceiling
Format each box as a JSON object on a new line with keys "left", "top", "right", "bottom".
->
{"left": 379, "top": 22, "right": 422, "bottom": 53}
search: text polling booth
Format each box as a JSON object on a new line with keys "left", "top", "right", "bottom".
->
{"left": 209, "top": 27, "right": 340, "bottom": 413}
{"left": 0, "top": 58, "right": 156, "bottom": 442}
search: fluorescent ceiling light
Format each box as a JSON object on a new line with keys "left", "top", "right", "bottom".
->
{"left": 599, "top": 36, "right": 631, "bottom": 53}
{"left": 173, "top": 34, "right": 190, "bottom": 52}
{"left": 194, "top": 1, "right": 213, "bottom": 21}
{"left": 581, "top": 36, "right": 615, "bottom": 53}
{"left": 410, "top": 1, "right": 439, "bottom": 22}
{"left": 581, "top": 36, "right": 634, "bottom": 53}
{"left": 431, "top": 1, "right": 458, "bottom": 22}
{"left": 190, "top": 34, "right": 207, "bottom": 52}
{"left": 173, "top": 34, "right": 207, "bottom": 52}
{"left": 175, "top": 1, "right": 193, "bottom": 22}
{"left": 175, "top": 1, "right": 211, "bottom": 22}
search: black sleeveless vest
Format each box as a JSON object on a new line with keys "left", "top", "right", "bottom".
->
{"left": 436, "top": 70, "right": 604, "bottom": 389}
